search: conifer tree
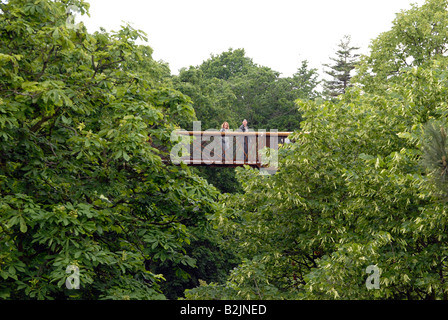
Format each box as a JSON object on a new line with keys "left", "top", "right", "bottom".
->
{"left": 421, "top": 120, "right": 448, "bottom": 200}
{"left": 322, "top": 35, "right": 360, "bottom": 99}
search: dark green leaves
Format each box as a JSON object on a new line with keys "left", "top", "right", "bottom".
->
{"left": 0, "top": 0, "right": 217, "bottom": 300}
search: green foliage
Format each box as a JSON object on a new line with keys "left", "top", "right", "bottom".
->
{"left": 322, "top": 35, "right": 360, "bottom": 99}
{"left": 7, "top": 0, "right": 448, "bottom": 302}
{"left": 194, "top": 167, "right": 243, "bottom": 194}
{"left": 420, "top": 119, "right": 448, "bottom": 201}
{"left": 156, "top": 225, "right": 240, "bottom": 299}
{"left": 184, "top": 256, "right": 293, "bottom": 300}
{"left": 192, "top": 79, "right": 447, "bottom": 299}
{"left": 173, "top": 49, "right": 320, "bottom": 195}
{"left": 185, "top": 0, "right": 448, "bottom": 300}
{"left": 174, "top": 48, "right": 320, "bottom": 132}
{"left": 354, "top": 0, "right": 448, "bottom": 93}
{"left": 0, "top": 0, "right": 219, "bottom": 300}
{"left": 199, "top": 48, "right": 257, "bottom": 81}
{"left": 173, "top": 66, "right": 237, "bottom": 130}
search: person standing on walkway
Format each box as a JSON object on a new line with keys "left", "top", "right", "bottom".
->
{"left": 220, "top": 121, "right": 230, "bottom": 161}
{"left": 239, "top": 119, "right": 249, "bottom": 162}
{"left": 239, "top": 119, "right": 248, "bottom": 132}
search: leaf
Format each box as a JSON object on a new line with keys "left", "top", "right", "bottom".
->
{"left": 122, "top": 151, "right": 130, "bottom": 161}
{"left": 61, "top": 114, "right": 71, "bottom": 124}
{"left": 52, "top": 28, "right": 60, "bottom": 39}
{"left": 19, "top": 216, "right": 27, "bottom": 233}
{"left": 7, "top": 215, "right": 19, "bottom": 228}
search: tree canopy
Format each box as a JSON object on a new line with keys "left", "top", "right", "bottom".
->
{"left": 322, "top": 35, "right": 360, "bottom": 99}
{"left": 174, "top": 48, "right": 320, "bottom": 132}
{"left": 3, "top": 0, "right": 448, "bottom": 302}
{"left": 0, "top": 0, "right": 220, "bottom": 299}
{"left": 185, "top": 0, "right": 448, "bottom": 300}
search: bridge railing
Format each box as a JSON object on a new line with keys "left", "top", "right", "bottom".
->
{"left": 170, "top": 130, "right": 292, "bottom": 167}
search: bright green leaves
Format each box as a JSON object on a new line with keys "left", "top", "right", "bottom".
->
{"left": 1, "top": 194, "right": 39, "bottom": 234}
{"left": 0, "top": 53, "right": 22, "bottom": 79}
{"left": 0, "top": 0, "right": 219, "bottom": 300}
{"left": 197, "top": 19, "right": 448, "bottom": 298}
{"left": 354, "top": 0, "right": 448, "bottom": 93}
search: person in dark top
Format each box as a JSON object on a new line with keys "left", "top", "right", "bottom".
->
{"left": 239, "top": 119, "right": 248, "bottom": 132}
{"left": 239, "top": 119, "right": 249, "bottom": 162}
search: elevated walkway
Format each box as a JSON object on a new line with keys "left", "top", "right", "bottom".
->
{"left": 168, "top": 130, "right": 292, "bottom": 168}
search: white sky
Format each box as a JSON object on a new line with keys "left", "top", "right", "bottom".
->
{"left": 79, "top": 0, "right": 427, "bottom": 78}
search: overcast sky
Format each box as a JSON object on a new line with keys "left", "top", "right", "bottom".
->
{"left": 79, "top": 0, "right": 427, "bottom": 78}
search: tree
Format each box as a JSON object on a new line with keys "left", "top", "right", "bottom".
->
{"left": 322, "top": 35, "right": 360, "bottom": 99}
{"left": 0, "top": 0, "right": 219, "bottom": 299}
{"left": 265, "top": 60, "right": 320, "bottom": 131}
{"left": 420, "top": 119, "right": 448, "bottom": 201}
{"left": 199, "top": 48, "right": 256, "bottom": 81}
{"left": 176, "top": 49, "right": 320, "bottom": 132}
{"left": 186, "top": 70, "right": 448, "bottom": 300}
{"left": 173, "top": 51, "right": 321, "bottom": 195}
{"left": 354, "top": 0, "right": 448, "bottom": 93}
{"left": 291, "top": 60, "right": 321, "bottom": 101}
{"left": 185, "top": 0, "right": 448, "bottom": 300}
{"left": 173, "top": 66, "right": 238, "bottom": 130}
{"left": 230, "top": 65, "right": 282, "bottom": 129}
